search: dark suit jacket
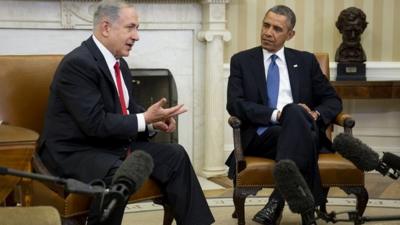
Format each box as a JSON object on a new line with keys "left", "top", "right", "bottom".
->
{"left": 227, "top": 46, "right": 342, "bottom": 152}
{"left": 39, "top": 36, "right": 148, "bottom": 183}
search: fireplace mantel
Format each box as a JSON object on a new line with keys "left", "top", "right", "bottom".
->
{"left": 0, "top": 0, "right": 230, "bottom": 176}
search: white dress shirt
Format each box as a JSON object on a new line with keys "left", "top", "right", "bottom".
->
{"left": 262, "top": 47, "right": 293, "bottom": 123}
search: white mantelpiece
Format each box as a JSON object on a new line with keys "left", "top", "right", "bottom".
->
{"left": 0, "top": 0, "right": 230, "bottom": 175}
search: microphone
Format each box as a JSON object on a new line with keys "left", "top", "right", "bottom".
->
{"left": 273, "top": 159, "right": 316, "bottom": 225}
{"left": 333, "top": 133, "right": 400, "bottom": 179}
{"left": 382, "top": 152, "right": 400, "bottom": 172}
{"left": 101, "top": 150, "right": 154, "bottom": 222}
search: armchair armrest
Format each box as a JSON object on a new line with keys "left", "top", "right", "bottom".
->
{"left": 228, "top": 116, "right": 246, "bottom": 172}
{"left": 32, "top": 153, "right": 67, "bottom": 197}
{"left": 32, "top": 153, "right": 52, "bottom": 176}
{"left": 334, "top": 112, "right": 355, "bottom": 134}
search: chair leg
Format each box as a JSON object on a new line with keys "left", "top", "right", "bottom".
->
{"left": 61, "top": 215, "right": 87, "bottom": 225}
{"left": 162, "top": 204, "right": 174, "bottom": 225}
{"left": 319, "top": 187, "right": 330, "bottom": 213}
{"left": 341, "top": 186, "right": 369, "bottom": 224}
{"left": 153, "top": 197, "right": 174, "bottom": 225}
{"left": 233, "top": 187, "right": 261, "bottom": 225}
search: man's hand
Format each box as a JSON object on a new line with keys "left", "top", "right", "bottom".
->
{"left": 144, "top": 98, "right": 187, "bottom": 124}
{"left": 298, "top": 103, "right": 319, "bottom": 121}
{"left": 153, "top": 117, "right": 176, "bottom": 133}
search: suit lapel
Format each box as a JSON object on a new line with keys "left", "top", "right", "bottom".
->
{"left": 84, "top": 37, "right": 115, "bottom": 85}
{"left": 250, "top": 47, "right": 268, "bottom": 105}
{"left": 84, "top": 37, "right": 128, "bottom": 113}
{"left": 285, "top": 49, "right": 300, "bottom": 103}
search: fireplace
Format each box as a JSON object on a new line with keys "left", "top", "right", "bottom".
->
{"left": 130, "top": 69, "right": 178, "bottom": 144}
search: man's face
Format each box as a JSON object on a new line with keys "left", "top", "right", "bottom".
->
{"left": 107, "top": 7, "right": 139, "bottom": 58}
{"left": 260, "top": 11, "right": 294, "bottom": 52}
{"left": 342, "top": 19, "right": 363, "bottom": 43}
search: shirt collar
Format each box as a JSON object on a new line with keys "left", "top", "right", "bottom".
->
{"left": 92, "top": 35, "right": 119, "bottom": 69}
{"left": 262, "top": 47, "right": 286, "bottom": 64}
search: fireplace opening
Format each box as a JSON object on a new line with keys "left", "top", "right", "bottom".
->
{"left": 130, "top": 69, "right": 178, "bottom": 144}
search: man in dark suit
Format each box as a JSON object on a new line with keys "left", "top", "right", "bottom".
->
{"left": 226, "top": 5, "right": 342, "bottom": 225}
{"left": 39, "top": 1, "right": 214, "bottom": 225}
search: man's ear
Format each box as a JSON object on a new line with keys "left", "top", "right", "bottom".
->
{"left": 100, "top": 20, "right": 111, "bottom": 37}
{"left": 287, "top": 30, "right": 295, "bottom": 41}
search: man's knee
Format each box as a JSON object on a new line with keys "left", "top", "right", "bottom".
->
{"left": 166, "top": 143, "right": 189, "bottom": 161}
{"left": 281, "top": 103, "right": 310, "bottom": 121}
{"left": 282, "top": 103, "right": 304, "bottom": 116}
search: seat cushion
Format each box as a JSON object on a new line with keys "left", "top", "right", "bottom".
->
{"left": 237, "top": 153, "right": 364, "bottom": 187}
{"left": 319, "top": 153, "right": 364, "bottom": 186}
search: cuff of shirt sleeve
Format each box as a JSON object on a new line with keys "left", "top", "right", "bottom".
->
{"left": 137, "top": 113, "right": 146, "bottom": 132}
{"left": 147, "top": 123, "right": 157, "bottom": 137}
{"left": 271, "top": 109, "right": 279, "bottom": 123}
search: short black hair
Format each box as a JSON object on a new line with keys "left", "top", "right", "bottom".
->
{"left": 267, "top": 5, "right": 296, "bottom": 30}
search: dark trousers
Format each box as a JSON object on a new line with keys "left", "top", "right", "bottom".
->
{"left": 247, "top": 103, "right": 324, "bottom": 205}
{"left": 87, "top": 142, "right": 214, "bottom": 225}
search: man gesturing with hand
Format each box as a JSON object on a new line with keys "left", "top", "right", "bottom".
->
{"left": 38, "top": 1, "right": 214, "bottom": 225}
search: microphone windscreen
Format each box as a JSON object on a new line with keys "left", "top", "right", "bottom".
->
{"left": 382, "top": 152, "right": 400, "bottom": 171}
{"left": 111, "top": 150, "right": 154, "bottom": 193}
{"left": 332, "top": 133, "right": 380, "bottom": 171}
{"left": 273, "top": 159, "right": 314, "bottom": 214}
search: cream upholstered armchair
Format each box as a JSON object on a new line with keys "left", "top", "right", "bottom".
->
{"left": 0, "top": 55, "right": 173, "bottom": 225}
{"left": 228, "top": 53, "right": 368, "bottom": 225}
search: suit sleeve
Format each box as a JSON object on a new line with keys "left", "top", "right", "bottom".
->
{"left": 310, "top": 54, "right": 342, "bottom": 125}
{"left": 56, "top": 55, "right": 140, "bottom": 139}
{"left": 227, "top": 54, "right": 275, "bottom": 126}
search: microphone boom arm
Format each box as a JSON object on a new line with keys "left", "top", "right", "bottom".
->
{"left": 0, "top": 166, "right": 105, "bottom": 195}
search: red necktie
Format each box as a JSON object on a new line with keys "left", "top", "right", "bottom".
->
{"left": 114, "top": 62, "right": 128, "bottom": 115}
{"left": 114, "top": 62, "right": 132, "bottom": 156}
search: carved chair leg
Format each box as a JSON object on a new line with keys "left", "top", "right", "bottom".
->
{"left": 233, "top": 188, "right": 246, "bottom": 225}
{"left": 61, "top": 215, "right": 87, "bottom": 225}
{"left": 153, "top": 197, "right": 174, "bottom": 225}
{"left": 319, "top": 187, "right": 330, "bottom": 213}
{"left": 162, "top": 204, "right": 174, "bottom": 225}
{"left": 341, "top": 186, "right": 369, "bottom": 224}
{"left": 233, "top": 187, "right": 261, "bottom": 225}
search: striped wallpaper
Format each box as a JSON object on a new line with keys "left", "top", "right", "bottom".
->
{"left": 225, "top": 0, "right": 400, "bottom": 62}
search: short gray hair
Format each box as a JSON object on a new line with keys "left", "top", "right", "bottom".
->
{"left": 93, "top": 0, "right": 132, "bottom": 27}
{"left": 267, "top": 5, "right": 296, "bottom": 30}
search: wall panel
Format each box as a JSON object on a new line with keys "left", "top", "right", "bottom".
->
{"left": 225, "top": 0, "right": 399, "bottom": 62}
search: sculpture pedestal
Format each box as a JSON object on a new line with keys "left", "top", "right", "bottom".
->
{"left": 336, "top": 63, "right": 366, "bottom": 81}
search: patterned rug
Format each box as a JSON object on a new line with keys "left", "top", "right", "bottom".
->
{"left": 122, "top": 197, "right": 400, "bottom": 225}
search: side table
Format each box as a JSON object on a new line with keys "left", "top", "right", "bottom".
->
{"left": 0, "top": 125, "right": 38, "bottom": 205}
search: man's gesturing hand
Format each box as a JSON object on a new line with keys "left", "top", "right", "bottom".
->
{"left": 153, "top": 117, "right": 177, "bottom": 133}
{"left": 144, "top": 98, "right": 187, "bottom": 124}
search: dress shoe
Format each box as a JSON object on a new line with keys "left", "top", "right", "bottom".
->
{"left": 253, "top": 197, "right": 284, "bottom": 225}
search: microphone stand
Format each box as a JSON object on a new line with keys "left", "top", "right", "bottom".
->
{"left": 0, "top": 166, "right": 105, "bottom": 196}
{"left": 375, "top": 162, "right": 400, "bottom": 180}
{"left": 316, "top": 209, "right": 400, "bottom": 224}
{"left": 1, "top": 166, "right": 124, "bottom": 223}
{"left": 316, "top": 163, "right": 400, "bottom": 225}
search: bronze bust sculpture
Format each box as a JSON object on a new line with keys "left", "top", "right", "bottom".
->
{"left": 335, "top": 7, "right": 368, "bottom": 80}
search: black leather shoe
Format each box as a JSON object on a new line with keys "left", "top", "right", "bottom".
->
{"left": 252, "top": 196, "right": 284, "bottom": 225}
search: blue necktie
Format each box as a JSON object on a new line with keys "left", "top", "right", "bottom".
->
{"left": 257, "top": 54, "right": 279, "bottom": 135}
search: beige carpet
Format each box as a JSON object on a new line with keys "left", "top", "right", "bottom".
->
{"left": 122, "top": 197, "right": 400, "bottom": 225}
